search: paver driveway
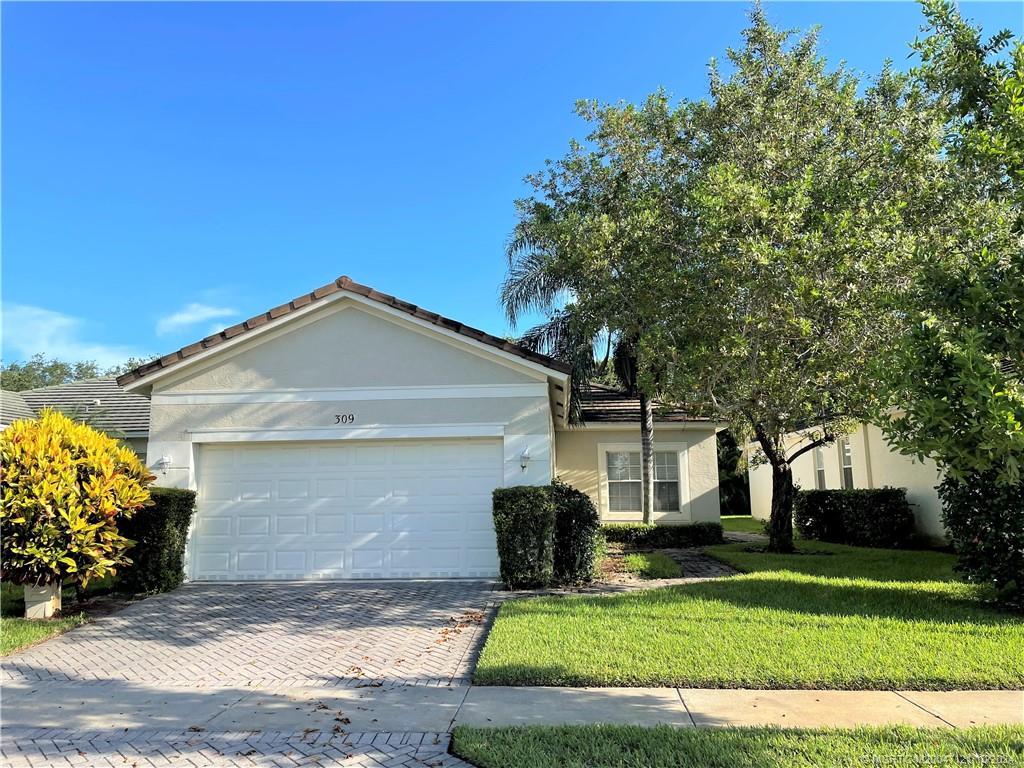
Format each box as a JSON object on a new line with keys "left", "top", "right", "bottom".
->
{"left": 4, "top": 581, "right": 496, "bottom": 688}
{"left": 2, "top": 581, "right": 496, "bottom": 768}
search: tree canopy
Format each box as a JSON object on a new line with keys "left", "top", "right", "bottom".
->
{"left": 1, "top": 354, "right": 149, "bottom": 392}
{"left": 651, "top": 7, "right": 944, "bottom": 549}
{"left": 879, "top": 0, "right": 1023, "bottom": 485}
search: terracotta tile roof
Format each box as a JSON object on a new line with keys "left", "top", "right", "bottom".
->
{"left": 117, "top": 276, "right": 572, "bottom": 387}
{"left": 579, "top": 383, "right": 709, "bottom": 424}
{"left": 18, "top": 378, "right": 150, "bottom": 435}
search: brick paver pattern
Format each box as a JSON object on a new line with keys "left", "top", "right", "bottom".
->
{"left": 1, "top": 729, "right": 473, "bottom": 768}
{"left": 4, "top": 581, "right": 497, "bottom": 689}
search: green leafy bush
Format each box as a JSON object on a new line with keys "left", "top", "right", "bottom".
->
{"left": 492, "top": 486, "right": 555, "bottom": 589}
{"left": 550, "top": 480, "right": 600, "bottom": 585}
{"left": 794, "top": 488, "right": 915, "bottom": 548}
{"left": 939, "top": 473, "right": 1023, "bottom": 608}
{"left": 118, "top": 487, "right": 197, "bottom": 594}
{"left": 600, "top": 522, "right": 723, "bottom": 548}
{"left": 0, "top": 409, "right": 153, "bottom": 594}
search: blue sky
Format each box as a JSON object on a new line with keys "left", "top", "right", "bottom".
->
{"left": 3, "top": 1, "right": 1021, "bottom": 369}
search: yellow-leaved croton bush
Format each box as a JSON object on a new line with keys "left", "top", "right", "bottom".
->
{"left": 1, "top": 409, "right": 154, "bottom": 587}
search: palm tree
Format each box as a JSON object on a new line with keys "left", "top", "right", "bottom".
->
{"left": 501, "top": 237, "right": 659, "bottom": 523}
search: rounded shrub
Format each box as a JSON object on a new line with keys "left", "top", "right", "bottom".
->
{"left": 0, "top": 409, "right": 153, "bottom": 590}
{"left": 794, "top": 488, "right": 916, "bottom": 549}
{"left": 600, "top": 522, "right": 723, "bottom": 548}
{"left": 118, "top": 487, "right": 197, "bottom": 594}
{"left": 550, "top": 479, "right": 600, "bottom": 585}
{"left": 939, "top": 472, "right": 1023, "bottom": 608}
{"left": 492, "top": 486, "right": 555, "bottom": 589}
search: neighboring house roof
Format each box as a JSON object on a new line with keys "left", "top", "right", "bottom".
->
{"left": 18, "top": 378, "right": 151, "bottom": 436}
{"left": 578, "top": 383, "right": 710, "bottom": 424}
{"left": 0, "top": 389, "right": 37, "bottom": 427}
{"left": 117, "top": 275, "right": 573, "bottom": 388}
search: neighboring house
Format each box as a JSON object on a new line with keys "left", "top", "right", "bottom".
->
{"left": 0, "top": 389, "right": 38, "bottom": 428}
{"left": 747, "top": 423, "right": 946, "bottom": 541}
{"left": 115, "top": 275, "right": 722, "bottom": 582}
{"left": 0, "top": 378, "right": 151, "bottom": 456}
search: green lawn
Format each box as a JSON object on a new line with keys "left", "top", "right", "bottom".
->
{"left": 1, "top": 614, "right": 87, "bottom": 656}
{"left": 451, "top": 725, "right": 1024, "bottom": 768}
{"left": 721, "top": 515, "right": 766, "bottom": 535}
{"left": 707, "top": 540, "right": 958, "bottom": 581}
{"left": 622, "top": 552, "right": 682, "bottom": 579}
{"left": 0, "top": 578, "right": 112, "bottom": 656}
{"left": 475, "top": 541, "right": 1024, "bottom": 689}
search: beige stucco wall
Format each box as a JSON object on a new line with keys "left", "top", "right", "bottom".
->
{"left": 554, "top": 425, "right": 721, "bottom": 524}
{"left": 162, "top": 301, "right": 537, "bottom": 392}
{"left": 149, "top": 398, "right": 550, "bottom": 444}
{"left": 143, "top": 300, "right": 558, "bottom": 491}
{"left": 862, "top": 423, "right": 945, "bottom": 540}
{"left": 748, "top": 423, "right": 946, "bottom": 540}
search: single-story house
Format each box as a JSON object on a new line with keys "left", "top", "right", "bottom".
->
{"left": 112, "top": 275, "right": 721, "bottom": 582}
{"left": 747, "top": 423, "right": 947, "bottom": 541}
{"left": 0, "top": 379, "right": 150, "bottom": 455}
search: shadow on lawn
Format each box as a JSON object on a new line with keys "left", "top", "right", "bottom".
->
{"left": 505, "top": 574, "right": 1017, "bottom": 626}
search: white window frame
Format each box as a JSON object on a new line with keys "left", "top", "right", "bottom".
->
{"left": 839, "top": 437, "right": 854, "bottom": 490}
{"left": 597, "top": 442, "right": 690, "bottom": 521}
{"left": 813, "top": 444, "right": 827, "bottom": 490}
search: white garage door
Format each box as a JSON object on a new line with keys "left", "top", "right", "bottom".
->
{"left": 191, "top": 439, "right": 503, "bottom": 580}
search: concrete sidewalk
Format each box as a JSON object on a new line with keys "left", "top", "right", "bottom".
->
{"left": 456, "top": 687, "right": 1024, "bottom": 729}
{"left": 4, "top": 681, "right": 1020, "bottom": 735}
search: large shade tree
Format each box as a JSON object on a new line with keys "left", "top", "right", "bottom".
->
{"left": 654, "top": 8, "right": 944, "bottom": 551}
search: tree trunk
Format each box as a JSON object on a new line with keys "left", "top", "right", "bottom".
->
{"left": 752, "top": 423, "right": 796, "bottom": 553}
{"left": 640, "top": 391, "right": 655, "bottom": 524}
{"left": 768, "top": 462, "right": 796, "bottom": 553}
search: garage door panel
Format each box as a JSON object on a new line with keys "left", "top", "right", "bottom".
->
{"left": 313, "top": 548, "right": 345, "bottom": 567}
{"left": 315, "top": 445, "right": 353, "bottom": 465}
{"left": 195, "top": 551, "right": 231, "bottom": 574}
{"left": 313, "top": 513, "right": 347, "bottom": 534}
{"left": 237, "top": 551, "right": 269, "bottom": 573}
{"left": 238, "top": 516, "right": 271, "bottom": 536}
{"left": 193, "top": 439, "right": 503, "bottom": 580}
{"left": 354, "top": 445, "right": 389, "bottom": 466}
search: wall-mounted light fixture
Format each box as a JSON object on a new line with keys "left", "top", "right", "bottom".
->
{"left": 519, "top": 448, "right": 531, "bottom": 472}
{"left": 156, "top": 455, "right": 172, "bottom": 475}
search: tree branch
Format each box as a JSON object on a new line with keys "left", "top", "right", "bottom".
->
{"left": 788, "top": 431, "right": 836, "bottom": 463}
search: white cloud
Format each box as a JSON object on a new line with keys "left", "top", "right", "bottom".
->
{"left": 156, "top": 303, "right": 236, "bottom": 336}
{"left": 1, "top": 303, "right": 147, "bottom": 370}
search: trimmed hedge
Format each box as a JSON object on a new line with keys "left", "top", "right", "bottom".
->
{"left": 118, "top": 487, "right": 197, "bottom": 594}
{"left": 600, "top": 521, "right": 724, "bottom": 548}
{"left": 551, "top": 479, "right": 600, "bottom": 585}
{"left": 794, "top": 488, "right": 915, "bottom": 549}
{"left": 939, "top": 472, "right": 1023, "bottom": 608}
{"left": 492, "top": 486, "right": 555, "bottom": 589}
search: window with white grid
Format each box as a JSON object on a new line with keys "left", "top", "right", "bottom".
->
{"left": 605, "top": 450, "right": 681, "bottom": 513}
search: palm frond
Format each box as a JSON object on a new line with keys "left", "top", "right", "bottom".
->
{"left": 517, "top": 311, "right": 604, "bottom": 424}
{"left": 500, "top": 249, "right": 567, "bottom": 326}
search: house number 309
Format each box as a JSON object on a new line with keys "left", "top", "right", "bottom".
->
{"left": 335, "top": 413, "right": 356, "bottom": 424}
